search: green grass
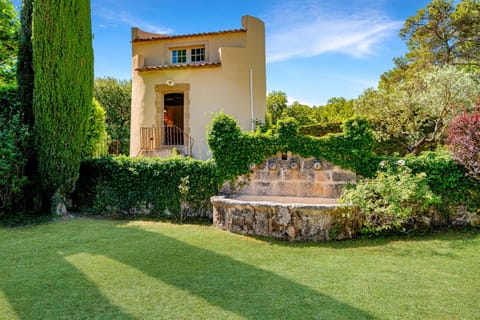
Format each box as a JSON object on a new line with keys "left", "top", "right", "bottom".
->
{"left": 0, "top": 218, "right": 478, "bottom": 319}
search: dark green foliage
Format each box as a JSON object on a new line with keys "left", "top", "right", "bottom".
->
{"left": 208, "top": 113, "right": 378, "bottom": 180}
{"left": 73, "top": 156, "right": 222, "bottom": 218}
{"left": 405, "top": 150, "right": 480, "bottom": 210}
{"left": 0, "top": 83, "right": 18, "bottom": 118}
{"left": 17, "top": 0, "right": 34, "bottom": 127}
{"left": 0, "top": 84, "right": 29, "bottom": 217}
{"left": 32, "top": 0, "right": 94, "bottom": 199}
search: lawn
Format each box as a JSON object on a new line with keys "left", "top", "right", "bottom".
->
{"left": 0, "top": 218, "right": 478, "bottom": 319}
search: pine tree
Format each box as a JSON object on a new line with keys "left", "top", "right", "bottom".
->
{"left": 32, "top": 0, "right": 94, "bottom": 214}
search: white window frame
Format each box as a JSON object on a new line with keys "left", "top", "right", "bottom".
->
{"left": 167, "top": 41, "right": 208, "bottom": 65}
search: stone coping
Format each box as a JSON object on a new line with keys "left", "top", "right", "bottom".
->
{"left": 211, "top": 195, "right": 340, "bottom": 209}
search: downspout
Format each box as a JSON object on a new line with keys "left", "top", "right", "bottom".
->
{"left": 249, "top": 68, "right": 254, "bottom": 130}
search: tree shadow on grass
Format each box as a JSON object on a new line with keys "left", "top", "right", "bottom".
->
{"left": 0, "top": 220, "right": 377, "bottom": 319}
{"left": 76, "top": 222, "right": 377, "bottom": 319}
{"left": 0, "top": 244, "right": 135, "bottom": 319}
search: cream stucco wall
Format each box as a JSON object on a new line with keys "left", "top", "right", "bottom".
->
{"left": 130, "top": 15, "right": 266, "bottom": 159}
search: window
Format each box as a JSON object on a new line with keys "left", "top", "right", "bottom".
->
{"left": 172, "top": 49, "right": 187, "bottom": 64}
{"left": 171, "top": 46, "right": 205, "bottom": 64}
{"left": 191, "top": 47, "right": 205, "bottom": 62}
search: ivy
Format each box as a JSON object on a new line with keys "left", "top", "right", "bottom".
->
{"left": 208, "top": 113, "right": 379, "bottom": 180}
{"left": 73, "top": 155, "right": 222, "bottom": 218}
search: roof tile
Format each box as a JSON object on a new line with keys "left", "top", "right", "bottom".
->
{"left": 135, "top": 62, "right": 222, "bottom": 72}
{"left": 132, "top": 29, "right": 246, "bottom": 43}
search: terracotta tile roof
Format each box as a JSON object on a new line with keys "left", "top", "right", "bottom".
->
{"left": 135, "top": 62, "right": 222, "bottom": 72}
{"left": 132, "top": 28, "right": 246, "bottom": 43}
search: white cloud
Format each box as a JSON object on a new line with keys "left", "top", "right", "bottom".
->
{"left": 265, "top": 1, "right": 402, "bottom": 63}
{"left": 93, "top": 5, "right": 173, "bottom": 34}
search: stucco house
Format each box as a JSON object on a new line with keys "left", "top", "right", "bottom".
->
{"left": 129, "top": 15, "right": 266, "bottom": 159}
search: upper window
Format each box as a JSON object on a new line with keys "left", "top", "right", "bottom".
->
{"left": 171, "top": 49, "right": 187, "bottom": 64}
{"left": 191, "top": 47, "right": 205, "bottom": 62}
{"left": 171, "top": 46, "right": 205, "bottom": 64}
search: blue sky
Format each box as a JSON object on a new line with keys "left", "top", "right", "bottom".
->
{"left": 12, "top": 0, "right": 431, "bottom": 105}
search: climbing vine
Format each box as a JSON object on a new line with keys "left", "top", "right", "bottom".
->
{"left": 208, "top": 113, "right": 378, "bottom": 182}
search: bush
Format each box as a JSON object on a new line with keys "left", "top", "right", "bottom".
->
{"left": 0, "top": 85, "right": 29, "bottom": 218}
{"left": 447, "top": 110, "right": 480, "bottom": 181}
{"left": 72, "top": 155, "right": 222, "bottom": 218}
{"left": 340, "top": 161, "right": 441, "bottom": 235}
{"left": 83, "top": 99, "right": 108, "bottom": 157}
{"left": 405, "top": 149, "right": 480, "bottom": 211}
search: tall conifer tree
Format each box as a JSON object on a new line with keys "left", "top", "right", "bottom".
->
{"left": 32, "top": 0, "right": 94, "bottom": 213}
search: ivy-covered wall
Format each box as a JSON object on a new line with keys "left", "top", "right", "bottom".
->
{"left": 208, "top": 113, "right": 379, "bottom": 181}
{"left": 73, "top": 155, "right": 222, "bottom": 217}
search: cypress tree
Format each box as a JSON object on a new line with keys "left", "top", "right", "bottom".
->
{"left": 32, "top": 0, "right": 94, "bottom": 214}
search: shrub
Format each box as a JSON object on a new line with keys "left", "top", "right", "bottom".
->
{"left": 83, "top": 99, "right": 109, "bottom": 158}
{"left": 446, "top": 110, "right": 480, "bottom": 182}
{"left": 405, "top": 149, "right": 480, "bottom": 211}
{"left": 340, "top": 161, "right": 441, "bottom": 235}
{"left": 72, "top": 155, "right": 222, "bottom": 218}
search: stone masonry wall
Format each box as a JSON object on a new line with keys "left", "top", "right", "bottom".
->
{"left": 232, "top": 153, "right": 356, "bottom": 198}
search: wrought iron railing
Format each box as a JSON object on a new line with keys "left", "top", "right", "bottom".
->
{"left": 140, "top": 125, "right": 193, "bottom": 157}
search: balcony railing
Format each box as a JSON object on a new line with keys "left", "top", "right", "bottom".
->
{"left": 140, "top": 125, "right": 193, "bottom": 157}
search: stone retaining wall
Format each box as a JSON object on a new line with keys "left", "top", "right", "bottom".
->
{"left": 212, "top": 196, "right": 360, "bottom": 241}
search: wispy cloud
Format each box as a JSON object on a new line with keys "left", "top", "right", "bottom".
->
{"left": 265, "top": 1, "right": 402, "bottom": 63}
{"left": 93, "top": 4, "right": 173, "bottom": 34}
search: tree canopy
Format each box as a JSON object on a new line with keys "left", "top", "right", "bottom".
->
{"left": 400, "top": 0, "right": 480, "bottom": 67}
{"left": 0, "top": 0, "right": 19, "bottom": 84}
{"left": 94, "top": 77, "right": 131, "bottom": 155}
{"left": 355, "top": 65, "right": 480, "bottom": 155}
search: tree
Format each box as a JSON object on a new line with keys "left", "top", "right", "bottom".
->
{"left": 83, "top": 99, "right": 108, "bottom": 158}
{"left": 283, "top": 101, "right": 316, "bottom": 127}
{"left": 400, "top": 0, "right": 480, "bottom": 67}
{"left": 33, "top": 0, "right": 94, "bottom": 214}
{"left": 315, "top": 97, "right": 355, "bottom": 123}
{"left": 0, "top": 0, "right": 19, "bottom": 84}
{"left": 266, "top": 90, "right": 288, "bottom": 125}
{"left": 447, "top": 110, "right": 480, "bottom": 181}
{"left": 355, "top": 65, "right": 480, "bottom": 155}
{"left": 94, "top": 77, "right": 131, "bottom": 154}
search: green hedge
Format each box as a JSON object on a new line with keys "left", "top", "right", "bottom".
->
{"left": 299, "top": 122, "right": 343, "bottom": 137}
{"left": 72, "top": 155, "right": 222, "bottom": 217}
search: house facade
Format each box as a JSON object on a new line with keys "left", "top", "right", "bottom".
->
{"left": 130, "top": 15, "right": 266, "bottom": 159}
